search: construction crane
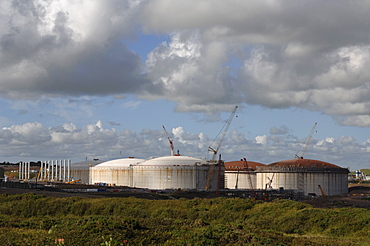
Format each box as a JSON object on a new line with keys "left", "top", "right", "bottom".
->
{"left": 67, "top": 179, "right": 82, "bottom": 184}
{"left": 318, "top": 184, "right": 326, "bottom": 196}
{"left": 208, "top": 106, "right": 238, "bottom": 161}
{"left": 162, "top": 125, "right": 174, "bottom": 156}
{"left": 205, "top": 106, "right": 238, "bottom": 190}
{"left": 265, "top": 173, "right": 275, "bottom": 190}
{"left": 295, "top": 122, "right": 317, "bottom": 159}
{"left": 242, "top": 158, "right": 254, "bottom": 190}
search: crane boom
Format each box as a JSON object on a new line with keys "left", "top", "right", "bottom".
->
{"left": 208, "top": 106, "right": 238, "bottom": 161}
{"left": 162, "top": 125, "right": 174, "bottom": 156}
{"left": 295, "top": 122, "right": 317, "bottom": 159}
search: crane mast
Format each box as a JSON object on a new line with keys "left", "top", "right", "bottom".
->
{"left": 242, "top": 158, "right": 254, "bottom": 190}
{"left": 205, "top": 106, "right": 238, "bottom": 190}
{"left": 162, "top": 125, "right": 174, "bottom": 156}
{"left": 208, "top": 106, "right": 238, "bottom": 161}
{"left": 295, "top": 122, "right": 317, "bottom": 159}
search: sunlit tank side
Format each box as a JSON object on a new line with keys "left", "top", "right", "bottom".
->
{"left": 70, "top": 159, "right": 104, "bottom": 184}
{"left": 90, "top": 157, "right": 145, "bottom": 186}
{"left": 224, "top": 160, "right": 266, "bottom": 189}
{"left": 131, "top": 156, "right": 224, "bottom": 191}
{"left": 256, "top": 159, "right": 349, "bottom": 196}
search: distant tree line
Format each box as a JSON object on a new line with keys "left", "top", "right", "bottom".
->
{"left": 0, "top": 161, "right": 41, "bottom": 166}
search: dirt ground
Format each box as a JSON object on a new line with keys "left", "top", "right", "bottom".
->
{"left": 1, "top": 184, "right": 370, "bottom": 209}
{"left": 302, "top": 184, "right": 370, "bottom": 209}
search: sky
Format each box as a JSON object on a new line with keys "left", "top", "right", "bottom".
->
{"left": 0, "top": 0, "right": 369, "bottom": 171}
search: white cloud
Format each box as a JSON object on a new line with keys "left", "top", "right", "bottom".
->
{"left": 0, "top": 0, "right": 149, "bottom": 99}
{"left": 255, "top": 135, "right": 268, "bottom": 145}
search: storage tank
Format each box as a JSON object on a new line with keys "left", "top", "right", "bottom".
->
{"left": 70, "top": 159, "right": 104, "bottom": 184}
{"left": 90, "top": 157, "right": 145, "bottom": 186}
{"left": 256, "top": 159, "right": 349, "bottom": 196}
{"left": 131, "top": 155, "right": 224, "bottom": 191}
{"left": 224, "top": 160, "right": 265, "bottom": 189}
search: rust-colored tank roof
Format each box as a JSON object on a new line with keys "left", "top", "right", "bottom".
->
{"left": 267, "top": 159, "right": 342, "bottom": 168}
{"left": 224, "top": 160, "right": 265, "bottom": 171}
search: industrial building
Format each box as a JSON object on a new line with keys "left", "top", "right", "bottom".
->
{"left": 90, "top": 157, "right": 145, "bottom": 186}
{"left": 131, "top": 155, "right": 224, "bottom": 191}
{"left": 224, "top": 160, "right": 266, "bottom": 189}
{"left": 255, "top": 159, "right": 349, "bottom": 196}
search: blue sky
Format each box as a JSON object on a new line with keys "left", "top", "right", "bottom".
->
{"left": 0, "top": 0, "right": 369, "bottom": 171}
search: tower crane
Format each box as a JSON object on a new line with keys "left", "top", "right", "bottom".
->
{"left": 295, "top": 122, "right": 317, "bottom": 159}
{"left": 208, "top": 106, "right": 238, "bottom": 161}
{"left": 162, "top": 125, "right": 174, "bottom": 156}
{"left": 265, "top": 173, "right": 275, "bottom": 190}
{"left": 205, "top": 106, "right": 238, "bottom": 190}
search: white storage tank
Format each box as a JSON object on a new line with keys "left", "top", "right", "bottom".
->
{"left": 70, "top": 159, "right": 104, "bottom": 184}
{"left": 256, "top": 159, "right": 349, "bottom": 196}
{"left": 90, "top": 157, "right": 145, "bottom": 186}
{"left": 131, "top": 156, "right": 224, "bottom": 191}
{"left": 224, "top": 160, "right": 266, "bottom": 189}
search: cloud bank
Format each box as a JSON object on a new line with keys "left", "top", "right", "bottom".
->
{"left": 0, "top": 0, "right": 370, "bottom": 126}
{"left": 1, "top": 121, "right": 368, "bottom": 170}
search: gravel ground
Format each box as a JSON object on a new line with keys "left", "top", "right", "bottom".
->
{"left": 1, "top": 184, "right": 369, "bottom": 209}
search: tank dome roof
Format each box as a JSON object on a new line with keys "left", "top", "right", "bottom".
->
{"left": 257, "top": 159, "right": 349, "bottom": 173}
{"left": 268, "top": 159, "right": 342, "bottom": 168}
{"left": 95, "top": 158, "right": 145, "bottom": 168}
{"left": 224, "top": 160, "right": 265, "bottom": 171}
{"left": 138, "top": 155, "right": 207, "bottom": 166}
{"left": 71, "top": 159, "right": 104, "bottom": 168}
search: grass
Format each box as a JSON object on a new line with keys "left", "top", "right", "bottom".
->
{"left": 0, "top": 193, "right": 369, "bottom": 245}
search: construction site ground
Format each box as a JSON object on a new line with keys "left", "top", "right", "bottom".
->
{"left": 0, "top": 183, "right": 369, "bottom": 210}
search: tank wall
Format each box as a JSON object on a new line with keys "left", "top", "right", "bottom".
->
{"left": 90, "top": 168, "right": 130, "bottom": 186}
{"left": 131, "top": 166, "right": 196, "bottom": 190}
{"left": 256, "top": 172, "right": 348, "bottom": 196}
{"left": 131, "top": 165, "right": 222, "bottom": 191}
{"left": 256, "top": 172, "right": 299, "bottom": 190}
{"left": 70, "top": 169, "right": 90, "bottom": 184}
{"left": 225, "top": 171, "right": 256, "bottom": 189}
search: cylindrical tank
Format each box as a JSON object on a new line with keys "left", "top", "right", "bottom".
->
{"left": 90, "top": 157, "right": 145, "bottom": 186}
{"left": 131, "top": 156, "right": 224, "bottom": 191}
{"left": 224, "top": 160, "right": 266, "bottom": 189}
{"left": 70, "top": 159, "right": 104, "bottom": 184}
{"left": 256, "top": 159, "right": 349, "bottom": 196}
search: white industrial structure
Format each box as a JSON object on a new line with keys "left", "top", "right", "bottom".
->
{"left": 255, "top": 159, "right": 349, "bottom": 196}
{"left": 19, "top": 160, "right": 72, "bottom": 182}
{"left": 224, "top": 159, "right": 266, "bottom": 189}
{"left": 70, "top": 159, "right": 104, "bottom": 184}
{"left": 131, "top": 155, "right": 224, "bottom": 191}
{"left": 18, "top": 161, "right": 31, "bottom": 180}
{"left": 90, "top": 157, "right": 145, "bottom": 186}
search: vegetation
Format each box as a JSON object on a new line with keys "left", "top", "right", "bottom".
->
{"left": 0, "top": 193, "right": 369, "bottom": 245}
